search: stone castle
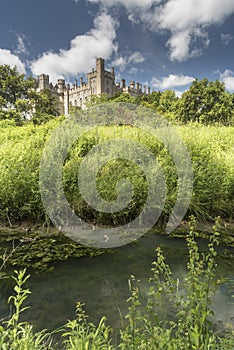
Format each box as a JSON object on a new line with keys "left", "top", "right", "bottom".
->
{"left": 36, "top": 58, "right": 151, "bottom": 115}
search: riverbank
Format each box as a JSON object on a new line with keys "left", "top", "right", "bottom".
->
{"left": 1, "top": 218, "right": 234, "bottom": 274}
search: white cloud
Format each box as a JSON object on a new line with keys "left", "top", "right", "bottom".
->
{"left": 128, "top": 51, "right": 145, "bottom": 64}
{"left": 111, "top": 51, "right": 144, "bottom": 71}
{"left": 129, "top": 67, "right": 139, "bottom": 74}
{"left": 221, "top": 33, "right": 233, "bottom": 45}
{"left": 151, "top": 73, "right": 195, "bottom": 89}
{"left": 165, "top": 30, "right": 191, "bottom": 62}
{"left": 142, "top": 0, "right": 234, "bottom": 61}
{"left": 87, "top": 0, "right": 158, "bottom": 10}
{"left": 174, "top": 90, "right": 183, "bottom": 98}
{"left": 30, "top": 13, "right": 118, "bottom": 82}
{"left": 220, "top": 70, "right": 234, "bottom": 91}
{"left": 166, "top": 27, "right": 210, "bottom": 61}
{"left": 0, "top": 49, "right": 26, "bottom": 74}
{"left": 15, "top": 34, "right": 28, "bottom": 55}
{"left": 87, "top": 0, "right": 234, "bottom": 61}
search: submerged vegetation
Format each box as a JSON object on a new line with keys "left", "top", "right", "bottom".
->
{"left": 0, "top": 228, "right": 105, "bottom": 273}
{"left": 0, "top": 222, "right": 234, "bottom": 349}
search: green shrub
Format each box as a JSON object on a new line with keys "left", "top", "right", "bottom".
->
{"left": 0, "top": 119, "right": 233, "bottom": 225}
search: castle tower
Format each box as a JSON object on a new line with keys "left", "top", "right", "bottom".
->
{"left": 57, "top": 79, "right": 65, "bottom": 115}
{"left": 37, "top": 74, "right": 49, "bottom": 91}
{"left": 96, "top": 57, "right": 105, "bottom": 95}
{"left": 57, "top": 78, "right": 65, "bottom": 93}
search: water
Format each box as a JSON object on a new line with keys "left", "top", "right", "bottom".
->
{"left": 0, "top": 231, "right": 234, "bottom": 333}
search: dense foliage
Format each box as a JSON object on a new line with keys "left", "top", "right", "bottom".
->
{"left": 0, "top": 118, "right": 233, "bottom": 226}
{"left": 175, "top": 79, "right": 234, "bottom": 125}
{"left": 0, "top": 224, "right": 233, "bottom": 349}
{"left": 1, "top": 64, "right": 234, "bottom": 125}
{"left": 129, "top": 79, "right": 234, "bottom": 125}
{"left": 0, "top": 65, "right": 58, "bottom": 125}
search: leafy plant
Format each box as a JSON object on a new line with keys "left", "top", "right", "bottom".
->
{"left": 0, "top": 269, "right": 52, "bottom": 349}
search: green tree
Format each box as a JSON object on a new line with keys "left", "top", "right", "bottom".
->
{"left": 0, "top": 65, "right": 59, "bottom": 125}
{"left": 0, "top": 65, "right": 35, "bottom": 124}
{"left": 110, "top": 92, "right": 136, "bottom": 103}
{"left": 136, "top": 91, "right": 162, "bottom": 109}
{"left": 157, "top": 89, "right": 178, "bottom": 113}
{"left": 31, "top": 89, "right": 59, "bottom": 125}
{"left": 176, "top": 79, "right": 234, "bottom": 125}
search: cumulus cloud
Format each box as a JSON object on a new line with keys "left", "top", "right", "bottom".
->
{"left": 15, "top": 34, "right": 28, "bottom": 55}
{"left": 220, "top": 70, "right": 234, "bottom": 91}
{"left": 111, "top": 51, "right": 144, "bottom": 71}
{"left": 151, "top": 73, "right": 195, "bottom": 89}
{"left": 0, "top": 49, "right": 26, "bottom": 74}
{"left": 30, "top": 13, "right": 118, "bottom": 82}
{"left": 86, "top": 0, "right": 234, "bottom": 61}
{"left": 220, "top": 33, "right": 233, "bottom": 45}
{"left": 87, "top": 0, "right": 158, "bottom": 10}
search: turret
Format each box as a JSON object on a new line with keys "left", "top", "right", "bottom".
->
{"left": 37, "top": 74, "right": 49, "bottom": 91}
{"left": 57, "top": 78, "right": 65, "bottom": 93}
{"left": 96, "top": 58, "right": 105, "bottom": 73}
{"left": 96, "top": 58, "right": 105, "bottom": 95}
{"left": 130, "top": 80, "right": 135, "bottom": 89}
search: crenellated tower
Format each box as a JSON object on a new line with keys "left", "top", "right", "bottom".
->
{"left": 36, "top": 57, "right": 151, "bottom": 115}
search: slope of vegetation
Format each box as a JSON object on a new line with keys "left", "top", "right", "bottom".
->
{"left": 0, "top": 118, "right": 233, "bottom": 227}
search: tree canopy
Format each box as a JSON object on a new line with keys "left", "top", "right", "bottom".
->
{"left": 175, "top": 79, "right": 234, "bottom": 125}
{"left": 1, "top": 64, "right": 233, "bottom": 126}
{"left": 0, "top": 65, "right": 58, "bottom": 125}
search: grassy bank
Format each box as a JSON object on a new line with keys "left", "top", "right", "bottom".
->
{"left": 0, "top": 117, "right": 233, "bottom": 227}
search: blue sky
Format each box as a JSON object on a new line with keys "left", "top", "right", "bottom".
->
{"left": 1, "top": 0, "right": 234, "bottom": 95}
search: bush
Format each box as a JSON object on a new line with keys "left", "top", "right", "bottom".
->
{"left": 0, "top": 119, "right": 233, "bottom": 225}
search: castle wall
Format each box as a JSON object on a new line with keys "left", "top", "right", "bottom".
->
{"left": 36, "top": 57, "right": 150, "bottom": 115}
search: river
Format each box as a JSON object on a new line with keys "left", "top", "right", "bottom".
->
{"left": 0, "top": 230, "right": 234, "bottom": 335}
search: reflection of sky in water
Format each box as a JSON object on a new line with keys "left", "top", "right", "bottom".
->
{"left": 212, "top": 278, "right": 234, "bottom": 328}
{"left": 0, "top": 232, "right": 233, "bottom": 332}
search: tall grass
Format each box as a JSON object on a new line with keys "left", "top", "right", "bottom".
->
{"left": 0, "top": 119, "right": 233, "bottom": 224}
{"left": 0, "top": 222, "right": 233, "bottom": 349}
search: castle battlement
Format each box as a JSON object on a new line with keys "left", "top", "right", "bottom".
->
{"left": 37, "top": 57, "right": 151, "bottom": 115}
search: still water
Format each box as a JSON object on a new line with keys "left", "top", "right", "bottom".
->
{"left": 0, "top": 231, "right": 234, "bottom": 332}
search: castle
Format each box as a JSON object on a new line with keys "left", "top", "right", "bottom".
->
{"left": 36, "top": 58, "right": 151, "bottom": 115}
